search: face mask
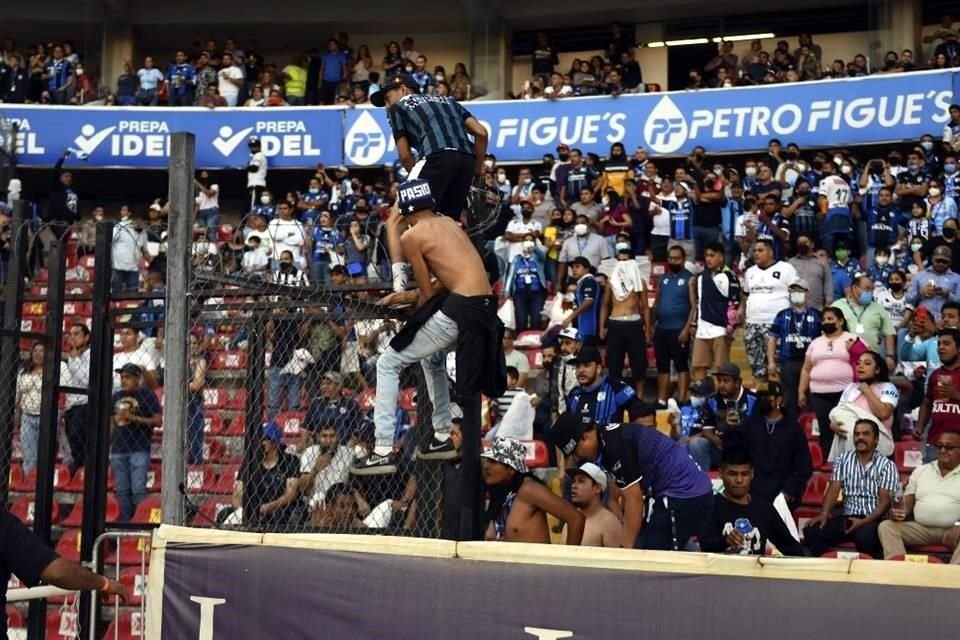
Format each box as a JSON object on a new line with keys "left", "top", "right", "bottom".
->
{"left": 889, "top": 282, "right": 904, "bottom": 292}
{"left": 833, "top": 155, "right": 844, "bottom": 166}
{"left": 908, "top": 162, "right": 920, "bottom": 171}
{"left": 756, "top": 398, "right": 773, "bottom": 415}
{"left": 521, "top": 240, "right": 535, "bottom": 252}
{"left": 521, "top": 208, "right": 533, "bottom": 217}
{"left": 888, "top": 157, "right": 900, "bottom": 166}
{"left": 484, "top": 159, "right": 494, "bottom": 170}
{"left": 558, "top": 153, "right": 569, "bottom": 161}
{"left": 745, "top": 166, "right": 757, "bottom": 177}
{"left": 712, "top": 165, "right": 725, "bottom": 175}
{"left": 309, "top": 187, "right": 319, "bottom": 194}
{"left": 574, "top": 223, "right": 588, "bottom": 236}
{"left": 522, "top": 177, "right": 532, "bottom": 185}
{"left": 601, "top": 195, "right": 610, "bottom": 206}
{"left": 946, "top": 163, "right": 958, "bottom": 174}
{"left": 835, "top": 249, "right": 849, "bottom": 261}
{"left": 858, "top": 291, "right": 873, "bottom": 305}
{"left": 929, "top": 187, "right": 942, "bottom": 197}
{"left": 821, "top": 322, "right": 837, "bottom": 335}
{"left": 921, "top": 141, "right": 934, "bottom": 152}
{"left": 690, "top": 396, "right": 706, "bottom": 408}
{"left": 497, "top": 173, "right": 506, "bottom": 183}
{"left": 797, "top": 243, "right": 810, "bottom": 255}
{"left": 668, "top": 263, "right": 682, "bottom": 273}
{"left": 615, "top": 242, "right": 630, "bottom": 253}
{"left": 405, "top": 66, "right": 414, "bottom": 73}
{"left": 789, "top": 291, "right": 807, "bottom": 306}
{"left": 911, "top": 242, "right": 923, "bottom": 252}
{"left": 435, "top": 73, "right": 444, "bottom": 81}
{"left": 563, "top": 293, "right": 575, "bottom": 302}
{"left": 841, "top": 164, "right": 853, "bottom": 175}
{"left": 260, "top": 195, "right": 271, "bottom": 205}
{"left": 875, "top": 256, "right": 889, "bottom": 267}
{"left": 945, "top": 227, "right": 957, "bottom": 239}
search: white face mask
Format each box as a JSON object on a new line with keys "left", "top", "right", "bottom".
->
{"left": 841, "top": 164, "right": 853, "bottom": 175}
{"left": 260, "top": 195, "right": 271, "bottom": 205}
{"left": 574, "top": 223, "right": 588, "bottom": 236}
{"left": 911, "top": 242, "right": 923, "bottom": 252}
{"left": 522, "top": 176, "right": 532, "bottom": 185}
{"left": 522, "top": 240, "right": 535, "bottom": 252}
{"left": 875, "top": 256, "right": 889, "bottom": 267}
{"left": 497, "top": 173, "right": 507, "bottom": 183}
{"left": 436, "top": 73, "right": 445, "bottom": 81}
{"left": 615, "top": 242, "right": 630, "bottom": 253}
{"left": 484, "top": 159, "right": 494, "bottom": 170}
{"left": 745, "top": 166, "right": 757, "bottom": 177}
{"left": 601, "top": 195, "right": 610, "bottom": 206}
{"left": 309, "top": 187, "right": 320, "bottom": 194}
{"left": 789, "top": 291, "right": 807, "bottom": 306}
{"left": 929, "top": 187, "right": 942, "bottom": 198}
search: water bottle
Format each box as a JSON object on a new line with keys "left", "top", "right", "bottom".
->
{"left": 679, "top": 405, "right": 696, "bottom": 439}
{"left": 892, "top": 486, "right": 905, "bottom": 520}
{"left": 734, "top": 518, "right": 753, "bottom": 536}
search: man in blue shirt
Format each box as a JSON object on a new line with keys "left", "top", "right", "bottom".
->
{"left": 551, "top": 402, "right": 714, "bottom": 550}
{"left": 830, "top": 240, "right": 859, "bottom": 301}
{"left": 906, "top": 244, "right": 960, "bottom": 320}
{"left": 43, "top": 44, "right": 74, "bottom": 104}
{"left": 653, "top": 245, "right": 695, "bottom": 405}
{"left": 319, "top": 38, "right": 347, "bottom": 105}
{"left": 166, "top": 50, "right": 196, "bottom": 106}
{"left": 566, "top": 346, "right": 636, "bottom": 426}
{"left": 111, "top": 364, "right": 162, "bottom": 521}
{"left": 563, "top": 257, "right": 599, "bottom": 345}
{"left": 767, "top": 278, "right": 822, "bottom": 409}
{"left": 411, "top": 55, "right": 435, "bottom": 95}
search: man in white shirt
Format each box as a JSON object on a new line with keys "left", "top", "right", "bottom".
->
{"left": 502, "top": 202, "right": 543, "bottom": 261}
{"left": 878, "top": 429, "right": 960, "bottom": 564}
{"left": 217, "top": 52, "right": 244, "bottom": 107}
{"left": 194, "top": 170, "right": 220, "bottom": 239}
{"left": 60, "top": 323, "right": 91, "bottom": 472}
{"left": 741, "top": 239, "right": 796, "bottom": 381}
{"left": 246, "top": 137, "right": 268, "bottom": 211}
{"left": 111, "top": 206, "right": 148, "bottom": 292}
{"left": 818, "top": 162, "right": 853, "bottom": 252}
{"left": 298, "top": 424, "right": 353, "bottom": 513}
{"left": 267, "top": 201, "right": 307, "bottom": 269}
{"left": 501, "top": 328, "right": 531, "bottom": 387}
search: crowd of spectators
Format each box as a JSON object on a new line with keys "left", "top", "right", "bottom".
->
{"left": 0, "top": 33, "right": 477, "bottom": 107}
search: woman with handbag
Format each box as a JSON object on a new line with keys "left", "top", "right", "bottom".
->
{"left": 798, "top": 307, "right": 857, "bottom": 456}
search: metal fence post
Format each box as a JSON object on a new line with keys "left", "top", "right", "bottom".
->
{"left": 241, "top": 320, "right": 266, "bottom": 528}
{"left": 161, "top": 132, "right": 195, "bottom": 525}
{"left": 0, "top": 201, "right": 26, "bottom": 504}
{"left": 458, "top": 393, "right": 483, "bottom": 541}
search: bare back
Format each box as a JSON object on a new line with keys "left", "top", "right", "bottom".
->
{"left": 401, "top": 214, "right": 491, "bottom": 297}
{"left": 562, "top": 507, "right": 622, "bottom": 547}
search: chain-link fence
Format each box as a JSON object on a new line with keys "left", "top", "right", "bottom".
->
{"left": 167, "top": 210, "right": 451, "bottom": 537}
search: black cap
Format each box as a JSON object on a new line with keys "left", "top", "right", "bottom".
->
{"left": 573, "top": 346, "right": 603, "bottom": 365}
{"left": 550, "top": 412, "right": 594, "bottom": 456}
{"left": 115, "top": 363, "right": 142, "bottom": 376}
{"left": 690, "top": 378, "right": 716, "bottom": 396}
{"left": 626, "top": 400, "right": 658, "bottom": 421}
{"left": 569, "top": 256, "right": 592, "bottom": 269}
{"left": 757, "top": 381, "right": 783, "bottom": 397}
{"left": 370, "top": 73, "right": 419, "bottom": 107}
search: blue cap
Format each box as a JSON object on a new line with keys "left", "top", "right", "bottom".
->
{"left": 397, "top": 179, "right": 436, "bottom": 215}
{"left": 262, "top": 421, "right": 283, "bottom": 445}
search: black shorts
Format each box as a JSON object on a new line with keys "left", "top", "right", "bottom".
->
{"left": 654, "top": 327, "right": 690, "bottom": 374}
{"left": 409, "top": 150, "right": 475, "bottom": 219}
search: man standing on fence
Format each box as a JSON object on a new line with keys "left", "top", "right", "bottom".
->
{"left": 371, "top": 71, "right": 490, "bottom": 291}
{"left": 351, "top": 180, "right": 505, "bottom": 475}
{"left": 1, "top": 506, "right": 127, "bottom": 636}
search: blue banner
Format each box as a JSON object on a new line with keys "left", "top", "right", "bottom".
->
{"left": 346, "top": 69, "right": 958, "bottom": 165}
{"left": 4, "top": 106, "right": 344, "bottom": 168}
{"left": 3, "top": 70, "right": 957, "bottom": 169}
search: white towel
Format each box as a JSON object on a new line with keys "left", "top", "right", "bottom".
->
{"left": 609, "top": 259, "right": 645, "bottom": 302}
{"left": 827, "top": 402, "right": 894, "bottom": 461}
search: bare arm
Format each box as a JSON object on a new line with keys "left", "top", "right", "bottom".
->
{"left": 40, "top": 558, "right": 126, "bottom": 602}
{"left": 599, "top": 282, "right": 612, "bottom": 338}
{"left": 522, "top": 481, "right": 584, "bottom": 545}
{"left": 464, "top": 116, "right": 488, "bottom": 176}
{"left": 395, "top": 136, "right": 416, "bottom": 172}
{"left": 858, "top": 383, "right": 893, "bottom": 421}
{"left": 187, "top": 357, "right": 207, "bottom": 394}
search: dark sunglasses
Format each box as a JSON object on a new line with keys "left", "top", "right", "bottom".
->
{"left": 934, "top": 443, "right": 960, "bottom": 451}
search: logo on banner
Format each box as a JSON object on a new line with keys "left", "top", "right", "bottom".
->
{"left": 73, "top": 124, "right": 117, "bottom": 156}
{"left": 345, "top": 111, "right": 387, "bottom": 166}
{"left": 644, "top": 96, "right": 688, "bottom": 154}
{"left": 212, "top": 125, "right": 254, "bottom": 156}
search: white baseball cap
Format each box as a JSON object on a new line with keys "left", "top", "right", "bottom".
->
{"left": 565, "top": 462, "right": 607, "bottom": 491}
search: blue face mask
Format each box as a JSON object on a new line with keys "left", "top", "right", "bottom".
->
{"left": 858, "top": 291, "right": 873, "bottom": 305}
{"left": 690, "top": 396, "right": 706, "bottom": 408}
{"left": 945, "top": 163, "right": 957, "bottom": 174}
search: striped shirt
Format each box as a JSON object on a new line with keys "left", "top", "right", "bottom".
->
{"left": 668, "top": 198, "right": 693, "bottom": 241}
{"left": 831, "top": 450, "right": 899, "bottom": 517}
{"left": 387, "top": 94, "right": 475, "bottom": 158}
{"left": 769, "top": 307, "right": 822, "bottom": 362}
{"left": 567, "top": 375, "right": 635, "bottom": 426}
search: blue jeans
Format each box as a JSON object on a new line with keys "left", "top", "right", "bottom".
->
{"left": 311, "top": 261, "right": 330, "bottom": 287}
{"left": 111, "top": 450, "right": 150, "bottom": 521}
{"left": 187, "top": 398, "right": 204, "bottom": 465}
{"left": 111, "top": 269, "right": 140, "bottom": 292}
{"left": 513, "top": 287, "right": 546, "bottom": 332}
{"left": 374, "top": 310, "right": 457, "bottom": 449}
{"left": 687, "top": 435, "right": 720, "bottom": 472}
{"left": 198, "top": 208, "right": 219, "bottom": 237}
{"left": 693, "top": 226, "right": 720, "bottom": 261}
{"left": 19, "top": 413, "right": 41, "bottom": 474}
{"left": 168, "top": 92, "right": 192, "bottom": 107}
{"left": 137, "top": 88, "right": 158, "bottom": 106}
{"left": 267, "top": 368, "right": 301, "bottom": 418}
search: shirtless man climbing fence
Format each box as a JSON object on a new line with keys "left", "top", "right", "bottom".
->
{"left": 350, "top": 179, "right": 505, "bottom": 476}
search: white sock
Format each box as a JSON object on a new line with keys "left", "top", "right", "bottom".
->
{"left": 374, "top": 446, "right": 392, "bottom": 457}
{"left": 434, "top": 432, "right": 450, "bottom": 442}
{"left": 392, "top": 263, "right": 410, "bottom": 292}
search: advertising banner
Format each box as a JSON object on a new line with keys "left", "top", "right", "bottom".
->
{"left": 1, "top": 106, "right": 344, "bottom": 168}
{"left": 149, "top": 529, "right": 959, "bottom": 639}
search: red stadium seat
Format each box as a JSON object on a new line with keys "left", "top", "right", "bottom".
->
{"left": 9, "top": 496, "right": 59, "bottom": 525}
{"left": 210, "top": 351, "right": 248, "bottom": 370}
{"left": 146, "top": 464, "right": 162, "bottom": 493}
{"left": 184, "top": 465, "right": 217, "bottom": 493}
{"left": 357, "top": 387, "right": 376, "bottom": 412}
{"left": 217, "top": 224, "right": 235, "bottom": 243}
{"left": 53, "top": 464, "right": 72, "bottom": 491}
{"left": 55, "top": 529, "right": 83, "bottom": 562}
{"left": 399, "top": 388, "right": 417, "bottom": 412}
{"left": 194, "top": 497, "right": 234, "bottom": 527}
{"left": 907, "top": 544, "right": 951, "bottom": 555}
{"left": 211, "top": 465, "right": 240, "bottom": 495}
{"left": 203, "top": 413, "right": 224, "bottom": 435}
{"left": 226, "top": 389, "right": 248, "bottom": 410}
{"left": 62, "top": 496, "right": 121, "bottom": 527}
{"left": 894, "top": 441, "right": 924, "bottom": 473}
{"left": 46, "top": 608, "right": 79, "bottom": 638}
{"left": 525, "top": 349, "right": 544, "bottom": 369}
{"left": 808, "top": 441, "right": 823, "bottom": 469}
{"left": 6, "top": 606, "right": 24, "bottom": 630}
{"left": 524, "top": 440, "right": 550, "bottom": 469}
{"left": 802, "top": 473, "right": 830, "bottom": 507}
{"left": 221, "top": 415, "right": 245, "bottom": 436}
{"left": 131, "top": 496, "right": 162, "bottom": 524}
{"left": 61, "top": 301, "right": 92, "bottom": 317}
{"left": 799, "top": 413, "right": 818, "bottom": 441}
{"left": 203, "top": 388, "right": 225, "bottom": 409}
{"left": 202, "top": 438, "right": 231, "bottom": 463}
{"left": 10, "top": 465, "right": 35, "bottom": 492}
{"left": 103, "top": 610, "right": 145, "bottom": 639}
{"left": 105, "top": 536, "right": 152, "bottom": 566}
{"left": 274, "top": 412, "right": 305, "bottom": 436}
{"left": 820, "top": 551, "right": 873, "bottom": 560}
{"left": 118, "top": 567, "right": 149, "bottom": 606}
{"left": 78, "top": 255, "right": 96, "bottom": 270}
{"left": 21, "top": 301, "right": 45, "bottom": 317}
